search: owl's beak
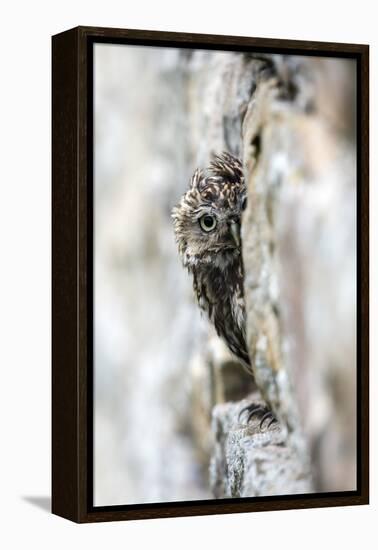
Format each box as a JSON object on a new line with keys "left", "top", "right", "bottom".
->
{"left": 229, "top": 221, "right": 241, "bottom": 248}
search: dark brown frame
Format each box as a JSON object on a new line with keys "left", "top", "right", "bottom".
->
{"left": 52, "top": 26, "right": 369, "bottom": 523}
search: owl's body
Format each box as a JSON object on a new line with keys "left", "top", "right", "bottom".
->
{"left": 172, "top": 152, "right": 251, "bottom": 371}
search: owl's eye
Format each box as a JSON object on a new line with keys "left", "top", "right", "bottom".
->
{"left": 199, "top": 214, "right": 217, "bottom": 232}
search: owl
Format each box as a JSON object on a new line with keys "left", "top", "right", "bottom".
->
{"left": 172, "top": 152, "right": 276, "bottom": 429}
{"left": 172, "top": 151, "right": 250, "bottom": 368}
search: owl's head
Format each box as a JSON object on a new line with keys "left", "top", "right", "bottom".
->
{"left": 172, "top": 152, "right": 247, "bottom": 270}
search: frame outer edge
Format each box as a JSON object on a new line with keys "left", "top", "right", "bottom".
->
{"left": 77, "top": 26, "right": 90, "bottom": 522}
{"left": 52, "top": 27, "right": 81, "bottom": 523}
{"left": 52, "top": 26, "right": 370, "bottom": 523}
{"left": 76, "top": 25, "right": 368, "bottom": 52}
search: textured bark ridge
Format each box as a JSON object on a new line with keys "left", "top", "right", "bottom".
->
{"left": 186, "top": 54, "right": 315, "bottom": 496}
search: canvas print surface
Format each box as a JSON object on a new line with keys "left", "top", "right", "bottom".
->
{"left": 94, "top": 43, "right": 356, "bottom": 506}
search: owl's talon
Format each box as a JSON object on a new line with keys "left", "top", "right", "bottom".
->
{"left": 239, "top": 403, "right": 277, "bottom": 431}
{"left": 259, "top": 411, "right": 277, "bottom": 430}
{"left": 238, "top": 403, "right": 261, "bottom": 423}
{"left": 247, "top": 406, "right": 264, "bottom": 424}
{"left": 267, "top": 416, "right": 278, "bottom": 429}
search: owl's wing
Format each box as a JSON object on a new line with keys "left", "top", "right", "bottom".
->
{"left": 213, "top": 306, "right": 251, "bottom": 371}
{"left": 193, "top": 264, "right": 252, "bottom": 370}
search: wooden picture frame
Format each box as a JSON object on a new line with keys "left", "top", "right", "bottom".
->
{"left": 52, "top": 26, "right": 369, "bottom": 523}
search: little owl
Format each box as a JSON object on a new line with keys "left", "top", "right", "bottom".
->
{"left": 172, "top": 152, "right": 276, "bottom": 428}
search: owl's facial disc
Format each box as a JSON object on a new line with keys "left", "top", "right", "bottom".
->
{"left": 196, "top": 209, "right": 242, "bottom": 251}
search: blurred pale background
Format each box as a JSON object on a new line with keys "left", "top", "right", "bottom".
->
{"left": 94, "top": 44, "right": 211, "bottom": 505}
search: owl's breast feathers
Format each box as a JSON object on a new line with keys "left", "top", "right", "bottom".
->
{"left": 192, "top": 260, "right": 251, "bottom": 369}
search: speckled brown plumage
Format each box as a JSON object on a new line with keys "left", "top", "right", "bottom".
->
{"left": 172, "top": 152, "right": 251, "bottom": 371}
